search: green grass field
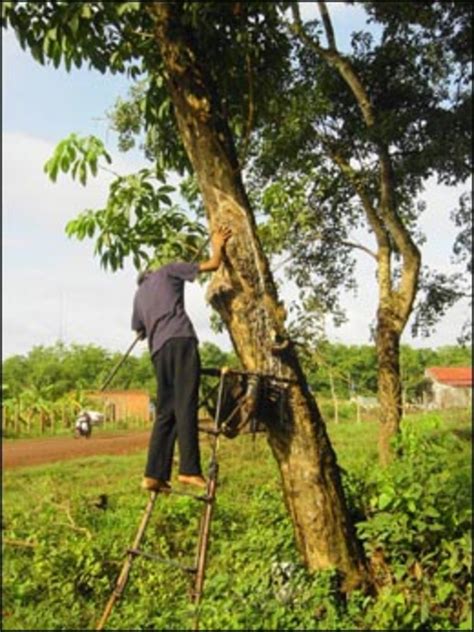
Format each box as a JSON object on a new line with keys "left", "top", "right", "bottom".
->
{"left": 2, "top": 409, "right": 472, "bottom": 630}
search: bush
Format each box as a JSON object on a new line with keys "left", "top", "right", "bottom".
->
{"left": 346, "top": 414, "right": 472, "bottom": 630}
{"left": 2, "top": 413, "right": 471, "bottom": 630}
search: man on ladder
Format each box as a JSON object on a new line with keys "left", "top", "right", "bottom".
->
{"left": 132, "top": 226, "right": 232, "bottom": 493}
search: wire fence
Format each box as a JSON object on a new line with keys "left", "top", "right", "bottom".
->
{"left": 1, "top": 401, "right": 152, "bottom": 439}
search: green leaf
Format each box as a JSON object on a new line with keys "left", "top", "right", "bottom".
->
{"left": 81, "top": 4, "right": 93, "bottom": 19}
{"left": 71, "top": 160, "right": 81, "bottom": 181}
{"left": 49, "top": 160, "right": 60, "bottom": 183}
{"left": 30, "top": 43, "right": 45, "bottom": 65}
{"left": 378, "top": 493, "right": 392, "bottom": 510}
{"left": 1, "top": 2, "right": 13, "bottom": 20}
{"left": 64, "top": 52, "right": 72, "bottom": 72}
{"left": 52, "top": 43, "right": 61, "bottom": 68}
{"left": 69, "top": 15, "right": 80, "bottom": 36}
{"left": 116, "top": 2, "right": 141, "bottom": 16}
{"left": 436, "top": 582, "right": 454, "bottom": 603}
{"left": 79, "top": 163, "right": 87, "bottom": 186}
{"left": 158, "top": 185, "right": 175, "bottom": 194}
{"left": 158, "top": 194, "right": 172, "bottom": 206}
{"left": 65, "top": 220, "right": 77, "bottom": 237}
{"left": 60, "top": 154, "right": 70, "bottom": 173}
{"left": 89, "top": 158, "right": 98, "bottom": 177}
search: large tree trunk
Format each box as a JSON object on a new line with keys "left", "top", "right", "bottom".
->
{"left": 376, "top": 308, "right": 403, "bottom": 466}
{"left": 150, "top": 3, "right": 370, "bottom": 591}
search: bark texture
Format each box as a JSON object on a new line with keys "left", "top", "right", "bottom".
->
{"left": 149, "top": 2, "right": 370, "bottom": 590}
{"left": 376, "top": 309, "right": 403, "bottom": 466}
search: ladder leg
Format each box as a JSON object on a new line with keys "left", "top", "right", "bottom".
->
{"left": 191, "top": 370, "right": 227, "bottom": 623}
{"left": 193, "top": 458, "right": 218, "bottom": 607}
{"left": 96, "top": 492, "right": 158, "bottom": 630}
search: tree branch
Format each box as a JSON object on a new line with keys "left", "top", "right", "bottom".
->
{"left": 323, "top": 143, "right": 393, "bottom": 301}
{"left": 99, "top": 164, "right": 122, "bottom": 178}
{"left": 290, "top": 5, "right": 421, "bottom": 317}
{"left": 317, "top": 1, "right": 337, "bottom": 50}
{"left": 341, "top": 240, "right": 378, "bottom": 261}
{"left": 323, "top": 142, "right": 388, "bottom": 248}
{"left": 290, "top": 4, "right": 375, "bottom": 127}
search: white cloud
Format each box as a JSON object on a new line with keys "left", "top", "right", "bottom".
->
{"left": 2, "top": 134, "right": 470, "bottom": 361}
{"left": 2, "top": 132, "right": 149, "bottom": 228}
{"left": 2, "top": 132, "right": 231, "bottom": 359}
{"left": 315, "top": 178, "right": 471, "bottom": 347}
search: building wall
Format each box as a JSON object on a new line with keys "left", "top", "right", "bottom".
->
{"left": 431, "top": 383, "right": 472, "bottom": 409}
{"left": 86, "top": 390, "right": 151, "bottom": 421}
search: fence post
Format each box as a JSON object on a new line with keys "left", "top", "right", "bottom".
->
{"left": 329, "top": 371, "right": 339, "bottom": 424}
{"left": 15, "top": 402, "right": 21, "bottom": 435}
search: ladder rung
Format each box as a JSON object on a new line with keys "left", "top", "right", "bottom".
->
{"left": 198, "top": 426, "right": 221, "bottom": 436}
{"left": 127, "top": 548, "right": 197, "bottom": 573}
{"left": 160, "top": 488, "right": 213, "bottom": 503}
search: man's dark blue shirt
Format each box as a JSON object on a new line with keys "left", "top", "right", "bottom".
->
{"left": 132, "top": 262, "right": 200, "bottom": 357}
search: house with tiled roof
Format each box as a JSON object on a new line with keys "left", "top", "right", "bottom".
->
{"left": 423, "top": 367, "right": 472, "bottom": 409}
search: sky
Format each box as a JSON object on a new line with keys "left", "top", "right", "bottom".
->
{"left": 2, "top": 3, "right": 471, "bottom": 361}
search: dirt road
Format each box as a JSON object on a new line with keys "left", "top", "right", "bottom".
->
{"left": 2, "top": 430, "right": 150, "bottom": 470}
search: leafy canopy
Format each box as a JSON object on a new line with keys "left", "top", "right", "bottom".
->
{"left": 2, "top": 1, "right": 292, "bottom": 271}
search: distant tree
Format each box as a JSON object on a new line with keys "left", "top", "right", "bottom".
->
{"left": 251, "top": 1, "right": 472, "bottom": 463}
{"left": 451, "top": 192, "right": 472, "bottom": 343}
{"left": 122, "top": 353, "right": 156, "bottom": 394}
{"left": 302, "top": 342, "right": 378, "bottom": 399}
{"left": 432, "top": 345, "right": 472, "bottom": 368}
{"left": 61, "top": 343, "right": 114, "bottom": 391}
{"left": 2, "top": 354, "right": 30, "bottom": 399}
{"left": 199, "top": 342, "right": 239, "bottom": 370}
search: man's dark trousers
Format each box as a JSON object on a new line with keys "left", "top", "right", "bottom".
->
{"left": 145, "top": 337, "right": 201, "bottom": 481}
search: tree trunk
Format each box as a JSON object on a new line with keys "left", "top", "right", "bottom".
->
{"left": 376, "top": 308, "right": 403, "bottom": 467}
{"left": 150, "top": 3, "right": 370, "bottom": 591}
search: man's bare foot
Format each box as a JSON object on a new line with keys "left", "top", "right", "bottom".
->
{"left": 178, "top": 474, "right": 207, "bottom": 489}
{"left": 141, "top": 477, "right": 171, "bottom": 492}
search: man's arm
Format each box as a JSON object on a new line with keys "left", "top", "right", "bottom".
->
{"left": 131, "top": 295, "right": 146, "bottom": 339}
{"left": 198, "top": 226, "right": 232, "bottom": 273}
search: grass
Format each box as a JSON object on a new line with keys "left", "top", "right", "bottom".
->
{"left": 2, "top": 408, "right": 472, "bottom": 630}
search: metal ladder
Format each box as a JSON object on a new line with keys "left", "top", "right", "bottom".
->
{"left": 95, "top": 367, "right": 229, "bottom": 631}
